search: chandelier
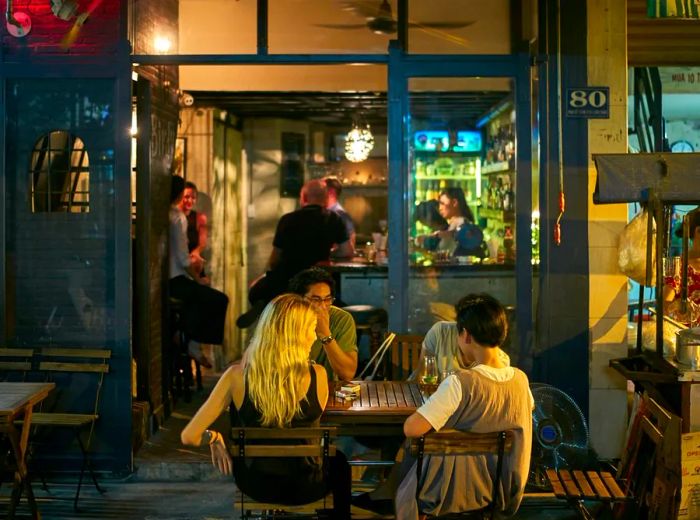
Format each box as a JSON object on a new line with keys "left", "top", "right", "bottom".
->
{"left": 344, "top": 122, "right": 375, "bottom": 163}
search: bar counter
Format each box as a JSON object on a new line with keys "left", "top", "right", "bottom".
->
{"left": 319, "top": 258, "right": 522, "bottom": 334}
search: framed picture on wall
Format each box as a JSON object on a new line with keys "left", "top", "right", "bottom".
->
{"left": 174, "top": 137, "right": 187, "bottom": 178}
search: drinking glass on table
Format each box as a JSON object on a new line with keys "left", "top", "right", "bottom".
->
{"left": 421, "top": 354, "right": 439, "bottom": 395}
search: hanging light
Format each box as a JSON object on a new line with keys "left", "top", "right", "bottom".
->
{"left": 344, "top": 122, "right": 375, "bottom": 163}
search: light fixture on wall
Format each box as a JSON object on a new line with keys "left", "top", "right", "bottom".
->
{"left": 50, "top": 0, "right": 105, "bottom": 49}
{"left": 344, "top": 120, "right": 375, "bottom": 163}
{"left": 6, "top": 0, "right": 32, "bottom": 37}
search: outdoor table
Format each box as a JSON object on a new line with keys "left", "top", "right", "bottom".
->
{"left": 0, "top": 382, "right": 55, "bottom": 519}
{"left": 322, "top": 380, "right": 426, "bottom": 436}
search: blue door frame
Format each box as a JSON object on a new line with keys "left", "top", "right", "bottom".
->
{"left": 387, "top": 47, "right": 534, "bottom": 371}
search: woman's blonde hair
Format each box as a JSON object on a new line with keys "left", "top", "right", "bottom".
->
{"left": 244, "top": 293, "right": 317, "bottom": 427}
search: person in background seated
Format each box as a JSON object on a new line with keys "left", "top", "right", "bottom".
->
{"left": 395, "top": 293, "right": 533, "bottom": 519}
{"left": 288, "top": 267, "right": 358, "bottom": 381}
{"left": 412, "top": 295, "right": 511, "bottom": 381}
{"left": 324, "top": 176, "right": 356, "bottom": 254}
{"left": 237, "top": 179, "right": 353, "bottom": 328}
{"left": 169, "top": 175, "right": 228, "bottom": 368}
{"left": 181, "top": 294, "right": 351, "bottom": 520}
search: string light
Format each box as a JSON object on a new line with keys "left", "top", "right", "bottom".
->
{"left": 344, "top": 123, "right": 375, "bottom": 163}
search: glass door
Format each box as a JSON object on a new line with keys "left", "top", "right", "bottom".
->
{"left": 387, "top": 58, "right": 534, "bottom": 368}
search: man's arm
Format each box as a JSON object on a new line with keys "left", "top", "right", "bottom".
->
{"left": 317, "top": 308, "right": 358, "bottom": 381}
{"left": 403, "top": 375, "right": 463, "bottom": 437}
{"left": 404, "top": 412, "right": 434, "bottom": 438}
{"left": 333, "top": 240, "right": 354, "bottom": 259}
{"left": 267, "top": 247, "right": 282, "bottom": 270}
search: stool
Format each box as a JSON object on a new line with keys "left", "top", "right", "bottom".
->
{"left": 342, "top": 305, "right": 388, "bottom": 376}
{"left": 169, "top": 298, "right": 202, "bottom": 403}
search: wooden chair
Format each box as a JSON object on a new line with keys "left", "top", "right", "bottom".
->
{"left": 410, "top": 429, "right": 515, "bottom": 519}
{"left": 28, "top": 347, "right": 111, "bottom": 509}
{"left": 0, "top": 348, "right": 34, "bottom": 381}
{"left": 389, "top": 334, "right": 424, "bottom": 381}
{"left": 229, "top": 426, "right": 338, "bottom": 520}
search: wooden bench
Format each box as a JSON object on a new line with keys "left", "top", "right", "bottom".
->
{"left": 27, "top": 347, "right": 111, "bottom": 510}
{"left": 229, "top": 427, "right": 338, "bottom": 520}
{"left": 546, "top": 468, "right": 629, "bottom": 520}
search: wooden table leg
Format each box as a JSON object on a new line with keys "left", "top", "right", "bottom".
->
{"left": 5, "top": 407, "right": 41, "bottom": 520}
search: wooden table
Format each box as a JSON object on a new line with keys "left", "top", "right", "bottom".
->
{"left": 322, "top": 381, "right": 425, "bottom": 436}
{"left": 0, "top": 382, "right": 55, "bottom": 519}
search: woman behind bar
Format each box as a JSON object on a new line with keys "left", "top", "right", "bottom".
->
{"left": 436, "top": 187, "right": 483, "bottom": 258}
{"left": 180, "top": 294, "right": 351, "bottom": 519}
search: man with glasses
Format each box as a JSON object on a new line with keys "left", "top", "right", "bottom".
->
{"left": 289, "top": 268, "right": 358, "bottom": 381}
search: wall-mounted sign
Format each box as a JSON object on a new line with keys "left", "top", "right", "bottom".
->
{"left": 659, "top": 68, "right": 700, "bottom": 93}
{"left": 565, "top": 87, "right": 610, "bottom": 119}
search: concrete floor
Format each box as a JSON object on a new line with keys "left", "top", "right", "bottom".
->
{"left": 1, "top": 370, "right": 589, "bottom": 519}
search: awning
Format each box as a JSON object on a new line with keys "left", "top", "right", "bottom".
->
{"left": 592, "top": 153, "right": 700, "bottom": 204}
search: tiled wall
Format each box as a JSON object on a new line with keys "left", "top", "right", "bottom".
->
{"left": 587, "top": 0, "right": 630, "bottom": 459}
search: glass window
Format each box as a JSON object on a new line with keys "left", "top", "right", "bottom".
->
{"left": 408, "top": 0, "right": 511, "bottom": 55}
{"left": 30, "top": 131, "right": 90, "bottom": 213}
{"left": 406, "top": 77, "right": 517, "bottom": 336}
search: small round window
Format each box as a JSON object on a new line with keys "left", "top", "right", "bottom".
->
{"left": 30, "top": 131, "right": 89, "bottom": 213}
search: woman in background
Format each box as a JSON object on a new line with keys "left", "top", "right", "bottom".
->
{"left": 664, "top": 210, "right": 700, "bottom": 325}
{"left": 436, "top": 187, "right": 483, "bottom": 258}
{"left": 180, "top": 294, "right": 351, "bottom": 519}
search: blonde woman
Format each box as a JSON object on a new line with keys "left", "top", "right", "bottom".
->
{"left": 181, "top": 294, "right": 351, "bottom": 519}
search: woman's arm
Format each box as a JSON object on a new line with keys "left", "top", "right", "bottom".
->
{"left": 181, "top": 365, "right": 237, "bottom": 474}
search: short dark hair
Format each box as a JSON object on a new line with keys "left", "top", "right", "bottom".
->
{"left": 185, "top": 181, "right": 198, "bottom": 192}
{"left": 324, "top": 177, "right": 343, "bottom": 198}
{"left": 171, "top": 175, "right": 185, "bottom": 204}
{"left": 455, "top": 293, "right": 507, "bottom": 347}
{"left": 288, "top": 267, "right": 336, "bottom": 296}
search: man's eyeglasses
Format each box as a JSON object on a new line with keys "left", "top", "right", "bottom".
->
{"left": 307, "top": 296, "right": 335, "bottom": 304}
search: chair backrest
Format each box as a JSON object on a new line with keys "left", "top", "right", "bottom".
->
{"left": 0, "top": 348, "right": 34, "bottom": 381}
{"left": 390, "top": 334, "right": 424, "bottom": 380}
{"left": 37, "top": 348, "right": 111, "bottom": 416}
{"left": 229, "top": 426, "right": 337, "bottom": 458}
{"left": 411, "top": 429, "right": 515, "bottom": 513}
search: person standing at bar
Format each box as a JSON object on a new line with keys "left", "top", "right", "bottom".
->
{"left": 324, "top": 176, "right": 356, "bottom": 254}
{"left": 237, "top": 179, "right": 353, "bottom": 328}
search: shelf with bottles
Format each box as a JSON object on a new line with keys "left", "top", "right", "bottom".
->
{"left": 479, "top": 208, "right": 515, "bottom": 221}
{"left": 481, "top": 160, "right": 513, "bottom": 175}
{"left": 416, "top": 174, "right": 476, "bottom": 181}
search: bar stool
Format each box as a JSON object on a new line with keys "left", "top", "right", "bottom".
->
{"left": 168, "top": 297, "right": 202, "bottom": 403}
{"left": 342, "top": 304, "right": 388, "bottom": 376}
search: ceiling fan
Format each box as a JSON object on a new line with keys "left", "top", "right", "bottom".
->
{"left": 317, "top": 0, "right": 474, "bottom": 35}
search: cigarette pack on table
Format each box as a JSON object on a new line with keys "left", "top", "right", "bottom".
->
{"left": 341, "top": 383, "right": 361, "bottom": 394}
{"left": 335, "top": 390, "right": 356, "bottom": 401}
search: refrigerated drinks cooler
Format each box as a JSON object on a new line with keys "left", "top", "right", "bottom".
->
{"left": 412, "top": 129, "right": 482, "bottom": 238}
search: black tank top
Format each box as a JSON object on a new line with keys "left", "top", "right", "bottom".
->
{"left": 186, "top": 210, "right": 199, "bottom": 253}
{"left": 233, "top": 363, "right": 323, "bottom": 428}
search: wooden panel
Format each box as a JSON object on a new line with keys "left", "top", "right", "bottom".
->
{"left": 0, "top": 348, "right": 33, "bottom": 357}
{"left": 601, "top": 471, "right": 627, "bottom": 499}
{"left": 546, "top": 469, "right": 567, "bottom": 498}
{"left": 39, "top": 348, "right": 111, "bottom": 359}
{"left": 0, "top": 362, "right": 31, "bottom": 371}
{"left": 30, "top": 413, "right": 96, "bottom": 426}
{"left": 234, "top": 445, "right": 336, "bottom": 457}
{"left": 559, "top": 470, "right": 582, "bottom": 497}
{"left": 38, "top": 362, "right": 109, "bottom": 373}
{"left": 587, "top": 471, "right": 612, "bottom": 500}
{"left": 628, "top": 0, "right": 700, "bottom": 65}
{"left": 231, "top": 427, "right": 337, "bottom": 440}
{"left": 410, "top": 430, "right": 514, "bottom": 456}
{"left": 573, "top": 470, "right": 596, "bottom": 499}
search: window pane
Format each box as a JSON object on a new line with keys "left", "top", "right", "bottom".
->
{"left": 269, "top": 0, "right": 392, "bottom": 54}
{"left": 408, "top": 0, "right": 511, "bottom": 55}
{"left": 406, "top": 77, "right": 517, "bottom": 342}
